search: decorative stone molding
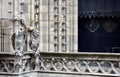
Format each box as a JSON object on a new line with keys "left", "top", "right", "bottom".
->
{"left": 39, "top": 52, "right": 120, "bottom": 76}
{"left": 0, "top": 52, "right": 120, "bottom": 77}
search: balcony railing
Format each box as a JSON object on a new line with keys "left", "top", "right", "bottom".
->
{"left": 39, "top": 52, "right": 120, "bottom": 77}
{"left": 0, "top": 52, "right": 120, "bottom": 77}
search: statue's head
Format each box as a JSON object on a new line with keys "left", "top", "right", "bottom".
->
{"left": 32, "top": 29, "right": 40, "bottom": 37}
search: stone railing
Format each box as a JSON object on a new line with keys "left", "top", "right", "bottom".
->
{"left": 0, "top": 53, "right": 18, "bottom": 73}
{"left": 39, "top": 52, "right": 120, "bottom": 77}
{"left": 0, "top": 53, "right": 33, "bottom": 74}
{"left": 0, "top": 52, "right": 120, "bottom": 77}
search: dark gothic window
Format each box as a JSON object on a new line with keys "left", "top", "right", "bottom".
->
{"left": 78, "top": 0, "right": 120, "bottom": 53}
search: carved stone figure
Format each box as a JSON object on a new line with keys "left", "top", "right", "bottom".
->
{"left": 29, "top": 29, "right": 40, "bottom": 51}
{"left": 15, "top": 27, "right": 26, "bottom": 55}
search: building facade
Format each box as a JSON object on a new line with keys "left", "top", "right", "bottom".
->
{"left": 0, "top": 0, "right": 78, "bottom": 53}
{"left": 0, "top": 0, "right": 120, "bottom": 77}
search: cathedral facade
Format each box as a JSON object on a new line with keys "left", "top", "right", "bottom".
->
{"left": 0, "top": 0, "right": 120, "bottom": 77}
{"left": 0, "top": 0, "right": 78, "bottom": 53}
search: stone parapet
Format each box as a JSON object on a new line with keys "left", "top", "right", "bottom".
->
{"left": 0, "top": 52, "right": 120, "bottom": 77}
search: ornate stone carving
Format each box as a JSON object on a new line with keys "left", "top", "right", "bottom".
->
{"left": 22, "top": 58, "right": 31, "bottom": 72}
{"left": 35, "top": 52, "right": 40, "bottom": 70}
{"left": 54, "top": 60, "right": 63, "bottom": 71}
{"left": 20, "top": 19, "right": 27, "bottom": 28}
{"left": 0, "top": 53, "right": 120, "bottom": 77}
{"left": 29, "top": 29, "right": 40, "bottom": 52}
{"left": 39, "top": 56, "right": 120, "bottom": 76}
{"left": 0, "top": 54, "right": 33, "bottom": 73}
{"left": 15, "top": 27, "right": 26, "bottom": 55}
{"left": 0, "top": 59, "right": 19, "bottom": 73}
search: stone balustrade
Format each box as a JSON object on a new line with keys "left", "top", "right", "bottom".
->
{"left": 39, "top": 52, "right": 120, "bottom": 77}
{"left": 0, "top": 52, "right": 120, "bottom": 77}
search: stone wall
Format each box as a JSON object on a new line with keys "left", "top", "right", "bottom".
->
{"left": 39, "top": 0, "right": 78, "bottom": 52}
{"left": 0, "top": 0, "right": 78, "bottom": 53}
